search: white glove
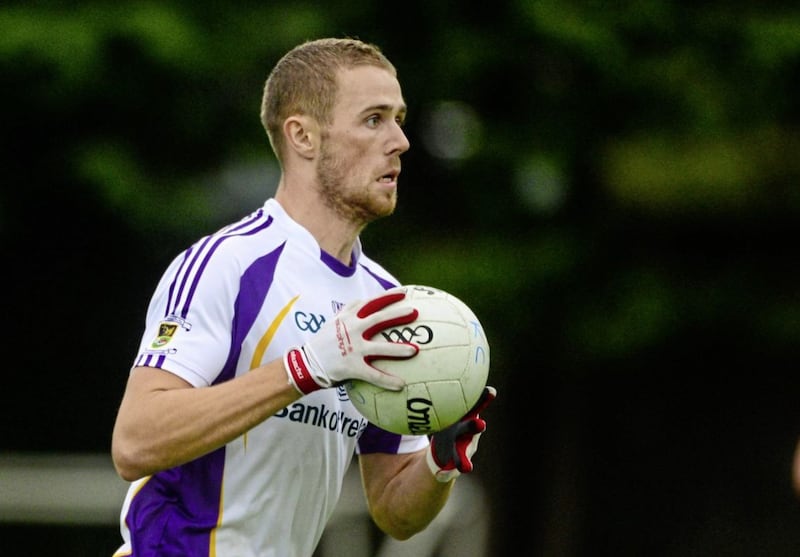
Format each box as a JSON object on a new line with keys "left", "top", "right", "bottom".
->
{"left": 284, "top": 289, "right": 419, "bottom": 394}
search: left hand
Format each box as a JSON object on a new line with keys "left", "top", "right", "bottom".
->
{"left": 426, "top": 386, "right": 497, "bottom": 482}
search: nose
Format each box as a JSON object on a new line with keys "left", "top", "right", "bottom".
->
{"left": 389, "top": 121, "right": 410, "bottom": 155}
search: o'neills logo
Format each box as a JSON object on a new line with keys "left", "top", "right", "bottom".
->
{"left": 289, "top": 350, "right": 307, "bottom": 380}
{"left": 407, "top": 397, "right": 434, "bottom": 435}
{"left": 335, "top": 319, "right": 352, "bottom": 356}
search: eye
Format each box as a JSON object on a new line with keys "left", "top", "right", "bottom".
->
{"left": 366, "top": 115, "right": 381, "bottom": 128}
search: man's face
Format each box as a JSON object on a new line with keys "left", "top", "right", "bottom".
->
{"left": 316, "top": 65, "right": 410, "bottom": 225}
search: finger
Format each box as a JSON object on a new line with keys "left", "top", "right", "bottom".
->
{"left": 357, "top": 291, "right": 407, "bottom": 318}
{"left": 361, "top": 304, "right": 419, "bottom": 339}
{"left": 364, "top": 341, "right": 419, "bottom": 362}
{"left": 464, "top": 417, "right": 487, "bottom": 436}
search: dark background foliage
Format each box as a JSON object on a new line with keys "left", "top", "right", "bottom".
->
{"left": 2, "top": 2, "right": 799, "bottom": 555}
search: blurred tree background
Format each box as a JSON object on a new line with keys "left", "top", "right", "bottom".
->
{"left": 1, "top": 1, "right": 799, "bottom": 555}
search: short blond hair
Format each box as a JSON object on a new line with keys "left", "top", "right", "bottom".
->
{"left": 260, "top": 38, "right": 397, "bottom": 164}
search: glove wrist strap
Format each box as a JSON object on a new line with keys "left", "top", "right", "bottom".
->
{"left": 426, "top": 445, "right": 460, "bottom": 483}
{"left": 284, "top": 348, "right": 323, "bottom": 394}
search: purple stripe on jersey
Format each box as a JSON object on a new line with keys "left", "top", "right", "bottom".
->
{"left": 357, "top": 422, "right": 403, "bottom": 454}
{"left": 171, "top": 234, "right": 214, "bottom": 319}
{"left": 136, "top": 353, "right": 166, "bottom": 368}
{"left": 124, "top": 448, "right": 226, "bottom": 556}
{"left": 178, "top": 216, "right": 274, "bottom": 319}
{"left": 360, "top": 263, "right": 398, "bottom": 290}
{"left": 212, "top": 243, "right": 285, "bottom": 387}
{"left": 164, "top": 246, "right": 195, "bottom": 319}
{"left": 224, "top": 207, "right": 264, "bottom": 233}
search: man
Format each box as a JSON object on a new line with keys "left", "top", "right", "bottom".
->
{"left": 111, "top": 37, "right": 495, "bottom": 557}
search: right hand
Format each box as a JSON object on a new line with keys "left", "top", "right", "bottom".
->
{"left": 283, "top": 289, "right": 419, "bottom": 394}
{"left": 427, "top": 386, "right": 496, "bottom": 482}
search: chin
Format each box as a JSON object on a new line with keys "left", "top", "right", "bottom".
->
{"left": 378, "top": 200, "right": 397, "bottom": 218}
{"left": 373, "top": 193, "right": 397, "bottom": 214}
{"left": 361, "top": 203, "right": 395, "bottom": 224}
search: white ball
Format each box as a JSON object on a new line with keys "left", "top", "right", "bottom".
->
{"left": 345, "top": 284, "right": 490, "bottom": 435}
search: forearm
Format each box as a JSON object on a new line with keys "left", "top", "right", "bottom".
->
{"left": 112, "top": 361, "right": 299, "bottom": 480}
{"left": 361, "top": 450, "right": 454, "bottom": 540}
{"left": 364, "top": 385, "right": 496, "bottom": 538}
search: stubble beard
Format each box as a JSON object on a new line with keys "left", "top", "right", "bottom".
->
{"left": 316, "top": 143, "right": 396, "bottom": 227}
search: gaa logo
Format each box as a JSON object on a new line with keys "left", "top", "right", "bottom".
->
{"left": 295, "top": 311, "right": 325, "bottom": 333}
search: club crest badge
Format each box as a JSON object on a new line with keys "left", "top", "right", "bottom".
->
{"left": 151, "top": 321, "right": 179, "bottom": 348}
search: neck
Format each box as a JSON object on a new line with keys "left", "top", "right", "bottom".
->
{"left": 274, "top": 183, "right": 363, "bottom": 265}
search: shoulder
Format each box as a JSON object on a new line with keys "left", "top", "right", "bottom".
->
{"left": 190, "top": 205, "right": 289, "bottom": 270}
{"left": 154, "top": 206, "right": 288, "bottom": 307}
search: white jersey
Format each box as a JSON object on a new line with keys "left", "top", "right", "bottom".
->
{"left": 114, "top": 198, "right": 429, "bottom": 557}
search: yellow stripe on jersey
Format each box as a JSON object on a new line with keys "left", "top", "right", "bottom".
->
{"left": 240, "top": 294, "right": 301, "bottom": 453}
{"left": 250, "top": 294, "right": 300, "bottom": 370}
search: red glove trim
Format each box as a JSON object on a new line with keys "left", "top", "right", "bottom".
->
{"left": 357, "top": 291, "right": 407, "bottom": 318}
{"left": 360, "top": 292, "right": 419, "bottom": 340}
{"left": 452, "top": 417, "right": 487, "bottom": 473}
{"left": 285, "top": 348, "right": 322, "bottom": 394}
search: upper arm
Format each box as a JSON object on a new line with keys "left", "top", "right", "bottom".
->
{"left": 113, "top": 366, "right": 193, "bottom": 437}
{"left": 111, "top": 366, "right": 192, "bottom": 478}
{"left": 120, "top": 365, "right": 193, "bottom": 403}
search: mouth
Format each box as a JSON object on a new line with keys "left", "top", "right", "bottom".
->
{"left": 377, "top": 168, "right": 400, "bottom": 184}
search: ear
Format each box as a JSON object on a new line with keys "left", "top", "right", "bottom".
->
{"left": 283, "top": 115, "right": 318, "bottom": 160}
